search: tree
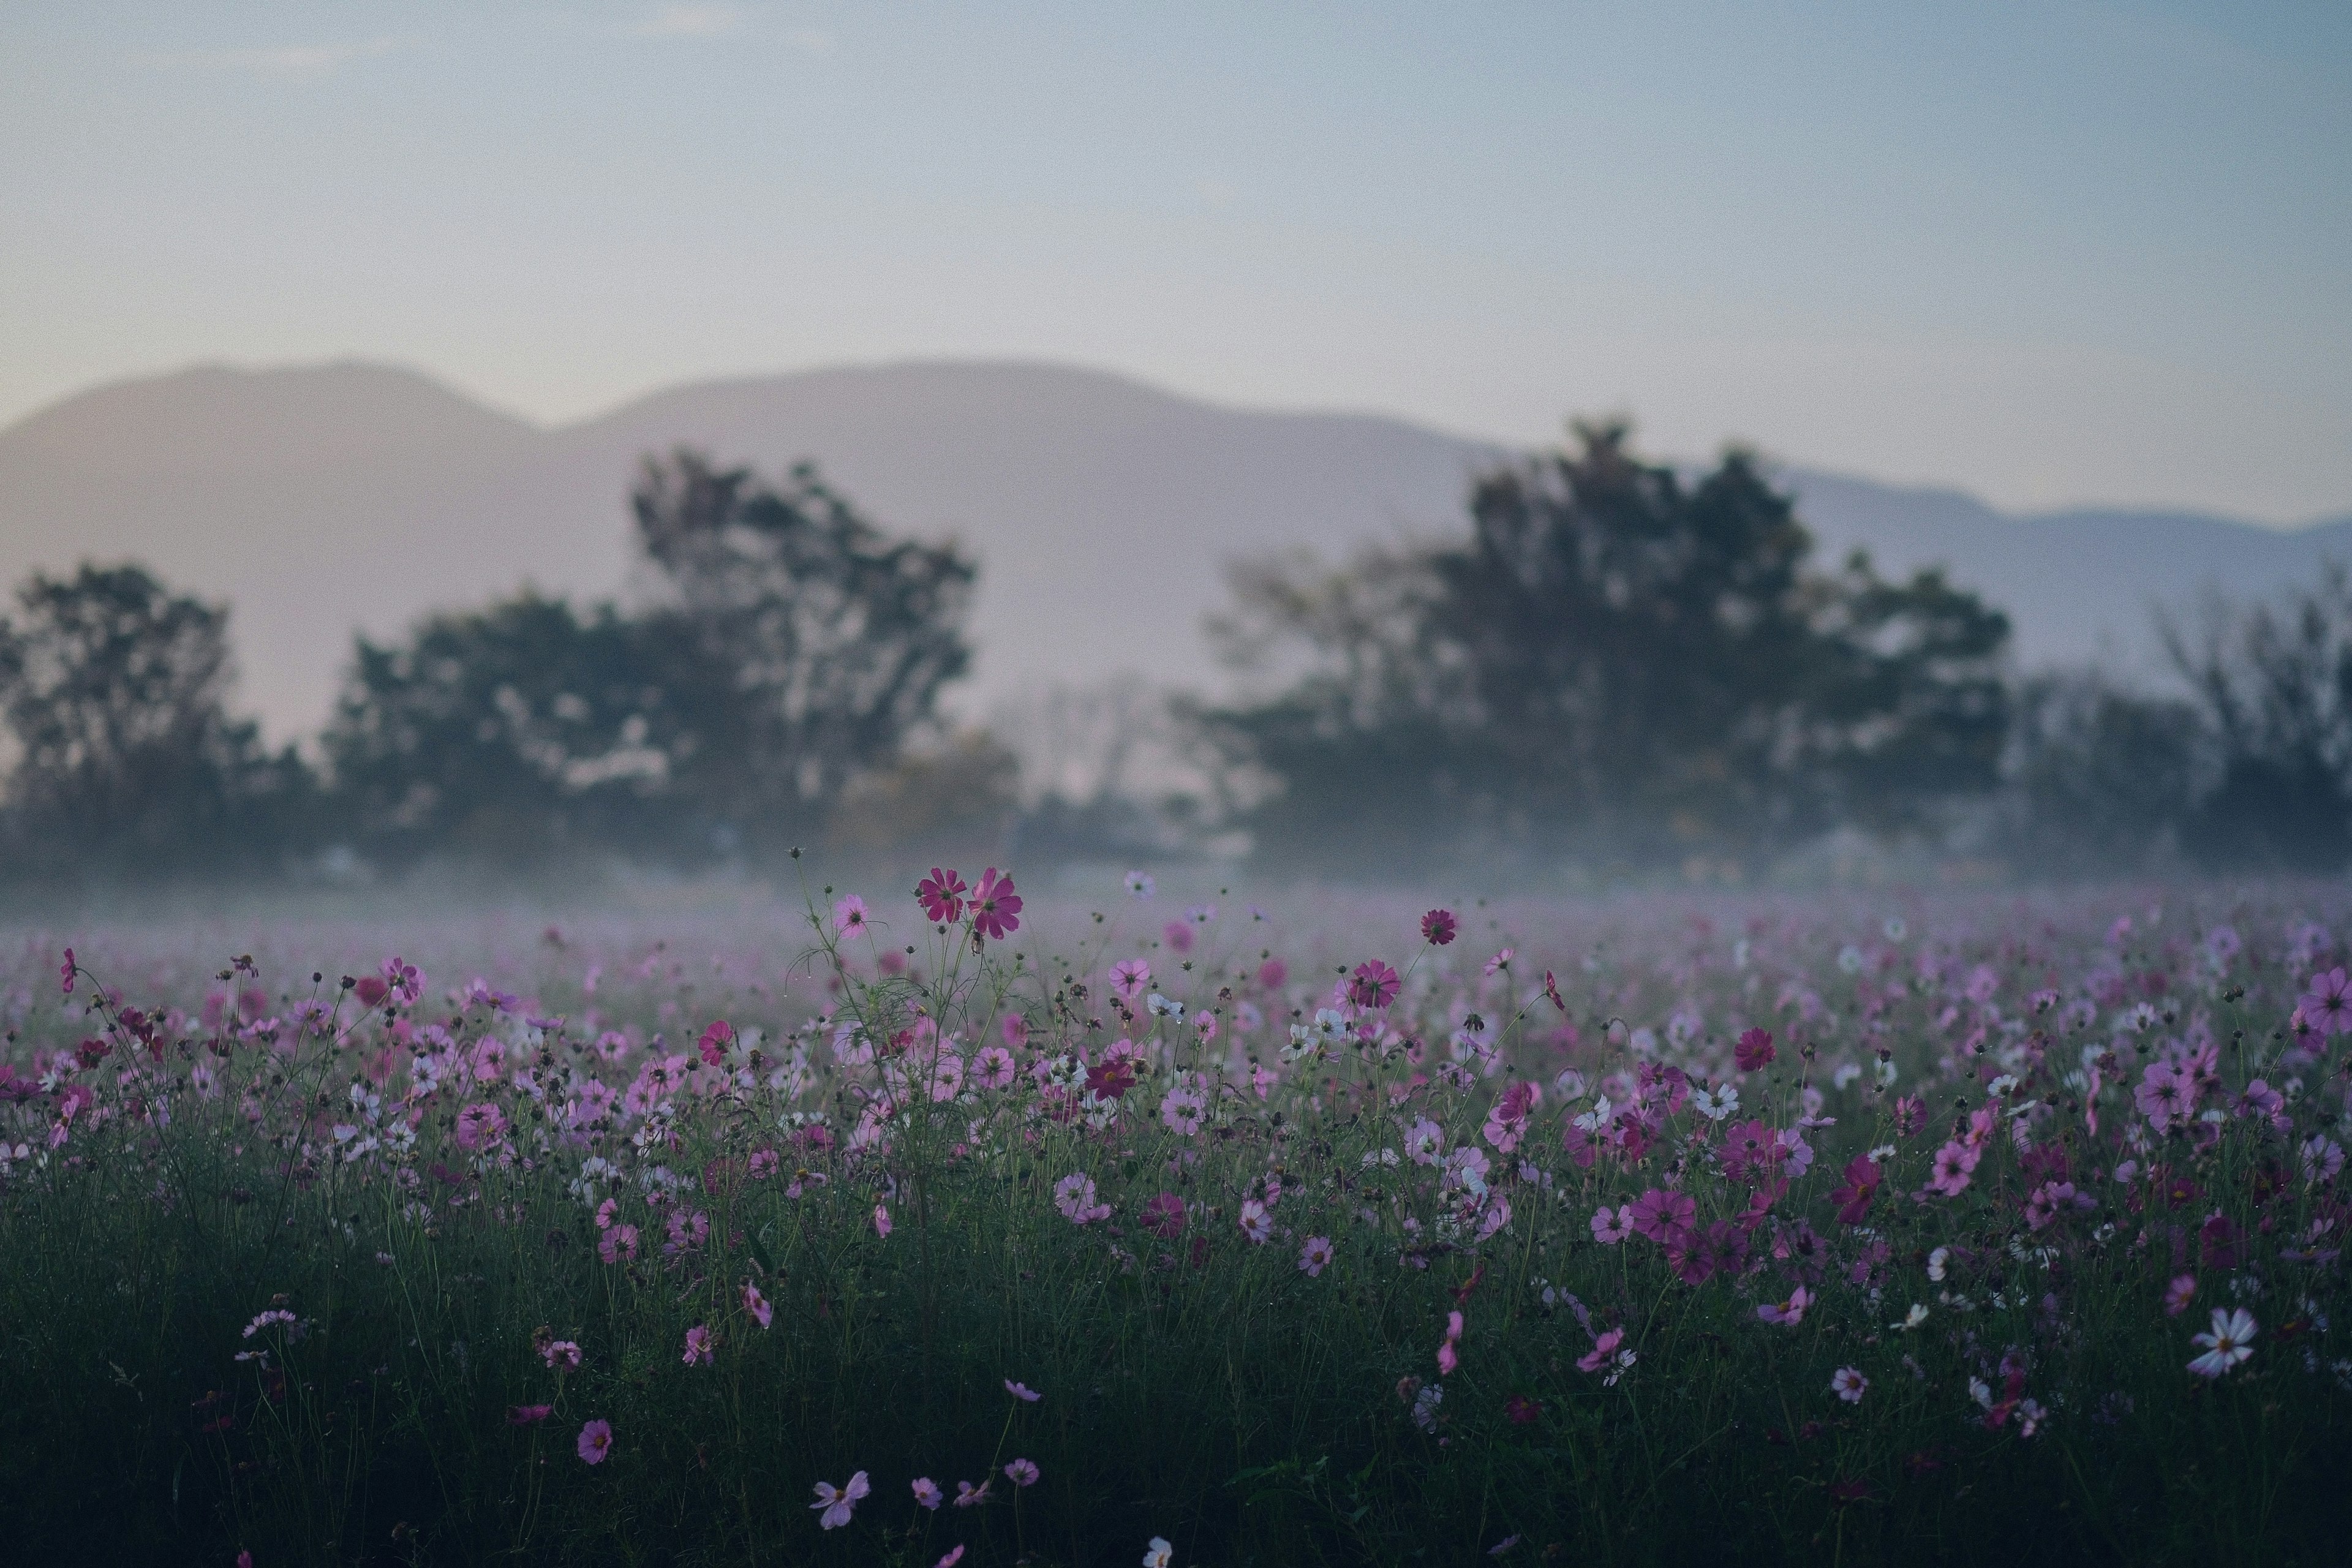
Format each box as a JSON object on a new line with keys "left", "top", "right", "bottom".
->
{"left": 1198, "top": 422, "right": 2013, "bottom": 873}
{"left": 0, "top": 564, "right": 307, "bottom": 881}
{"left": 2164, "top": 567, "right": 2352, "bottom": 870}
{"left": 2000, "top": 671, "right": 2201, "bottom": 879}
{"left": 323, "top": 594, "right": 711, "bottom": 866}
{"left": 630, "top": 450, "right": 978, "bottom": 845}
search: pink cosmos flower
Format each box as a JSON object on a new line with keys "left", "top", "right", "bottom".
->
{"left": 1298, "top": 1235, "right": 1335, "bottom": 1276}
{"left": 682, "top": 1324, "right": 714, "bottom": 1366}
{"left": 873, "top": 1204, "right": 892, "bottom": 1238}
{"left": 742, "top": 1280, "right": 773, "bottom": 1329}
{"left": 1438, "top": 1310, "right": 1464, "bottom": 1376}
{"left": 454, "top": 1102, "right": 508, "bottom": 1152}
{"left": 1757, "top": 1285, "right": 1812, "bottom": 1326}
{"left": 971, "top": 868, "right": 1022, "bottom": 941}
{"left": 1831, "top": 1366, "right": 1868, "bottom": 1403}
{"left": 954, "top": 1479, "right": 992, "bottom": 1508}
{"left": 832, "top": 895, "right": 870, "bottom": 938}
{"left": 1626, "top": 1189, "right": 1695, "bottom": 1244}
{"left": 2298, "top": 967, "right": 2352, "bottom": 1035}
{"left": 1348, "top": 960, "right": 1400, "bottom": 1011}
{"left": 1110, "top": 959, "right": 1152, "bottom": 1003}
{"left": 974, "top": 1044, "right": 1017, "bottom": 1090}
{"left": 577, "top": 1419, "right": 612, "bottom": 1464}
{"left": 911, "top": 1477, "right": 943, "bottom": 1509}
{"left": 1575, "top": 1329, "right": 1625, "bottom": 1374}
{"left": 1144, "top": 1538, "right": 1175, "bottom": 1567}
{"left": 1926, "top": 1140, "right": 1980, "bottom": 1197}
{"left": 507, "top": 1403, "right": 552, "bottom": 1425}
{"left": 59, "top": 948, "right": 74, "bottom": 995}
{"left": 916, "top": 869, "right": 968, "bottom": 924}
{"left": 1828, "top": 1157, "right": 1881, "bottom": 1226}
{"left": 1142, "top": 1191, "right": 1186, "bottom": 1238}
{"left": 1483, "top": 949, "right": 1513, "bottom": 977}
{"left": 2134, "top": 1061, "right": 2196, "bottom": 1133}
{"left": 812, "top": 1470, "right": 870, "bottom": 1529}
{"left": 2163, "top": 1273, "right": 2196, "bottom": 1317}
{"left": 1238, "top": 1198, "right": 1273, "bottom": 1244}
{"left": 937, "top": 1549, "right": 966, "bottom": 1567}
{"left": 1734, "top": 1028, "right": 1775, "bottom": 1072}
{"left": 1006, "top": 1379, "right": 1041, "bottom": 1402}
{"left": 1005, "top": 1458, "right": 1039, "bottom": 1487}
{"left": 2188, "top": 1307, "right": 2257, "bottom": 1378}
{"left": 1590, "top": 1205, "right": 1633, "bottom": 1245}
{"left": 1056, "top": 1174, "right": 1112, "bottom": 1225}
{"left": 598, "top": 1225, "right": 639, "bottom": 1264}
{"left": 542, "top": 1340, "right": 582, "bottom": 1370}
{"left": 1422, "top": 909, "right": 1457, "bottom": 946}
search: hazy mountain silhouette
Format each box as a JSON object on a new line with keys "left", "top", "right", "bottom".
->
{"left": 2, "top": 358, "right": 2345, "bottom": 741}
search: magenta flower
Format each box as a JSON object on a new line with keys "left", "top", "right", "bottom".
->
{"left": 812, "top": 1470, "right": 870, "bottom": 1529}
{"left": 2163, "top": 1273, "right": 2197, "bottom": 1317}
{"left": 1005, "top": 1458, "right": 1039, "bottom": 1487}
{"left": 577, "top": 1419, "right": 613, "bottom": 1464}
{"left": 1828, "top": 1156, "right": 1881, "bottom": 1226}
{"left": 1421, "top": 908, "right": 1457, "bottom": 946}
{"left": 541, "top": 1339, "right": 582, "bottom": 1370}
{"left": 1757, "top": 1285, "right": 1812, "bottom": 1326}
{"left": 1590, "top": 1204, "right": 1632, "bottom": 1245}
{"left": 1141, "top": 1191, "right": 1186, "bottom": 1238}
{"left": 1927, "top": 1140, "right": 1980, "bottom": 1197}
{"left": 506, "top": 1403, "right": 552, "bottom": 1425}
{"left": 59, "top": 948, "right": 75, "bottom": 995}
{"left": 696, "top": 1019, "right": 734, "bottom": 1066}
{"left": 971, "top": 868, "right": 1022, "bottom": 941}
{"left": 912, "top": 1477, "right": 943, "bottom": 1509}
{"left": 1575, "top": 1328, "right": 1626, "bottom": 1374}
{"left": 937, "top": 1548, "right": 966, "bottom": 1567}
{"left": 873, "top": 1204, "right": 893, "bottom": 1238}
{"left": 1733, "top": 1028, "right": 1775, "bottom": 1073}
{"left": 2299, "top": 967, "right": 2352, "bottom": 1035}
{"left": 1348, "top": 960, "right": 1400, "bottom": 1011}
{"left": 1005, "top": 1379, "right": 1041, "bottom": 1403}
{"left": 915, "top": 868, "right": 968, "bottom": 924}
{"left": 682, "top": 1324, "right": 714, "bottom": 1366}
{"left": 1626, "top": 1189, "right": 1695, "bottom": 1244}
{"left": 744, "top": 1280, "right": 773, "bottom": 1329}
{"left": 1298, "top": 1235, "right": 1335, "bottom": 1276}
{"left": 453, "top": 1101, "right": 508, "bottom": 1152}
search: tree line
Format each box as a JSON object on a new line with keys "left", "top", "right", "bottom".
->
{"left": 1, "top": 426, "right": 2345, "bottom": 889}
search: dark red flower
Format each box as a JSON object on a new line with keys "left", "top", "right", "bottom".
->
{"left": 1504, "top": 1394, "right": 1541, "bottom": 1425}
{"left": 1830, "top": 1156, "right": 1882, "bottom": 1226}
{"left": 915, "top": 867, "right": 968, "bottom": 924}
{"left": 1420, "top": 909, "right": 1457, "bottom": 946}
{"left": 1142, "top": 1192, "right": 1186, "bottom": 1238}
{"left": 1085, "top": 1058, "right": 1137, "bottom": 1101}
{"left": 1734, "top": 1028, "right": 1775, "bottom": 1072}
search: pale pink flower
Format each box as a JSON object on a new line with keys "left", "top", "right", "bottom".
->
{"left": 1831, "top": 1366, "right": 1868, "bottom": 1403}
{"left": 576, "top": 1419, "right": 612, "bottom": 1464}
{"left": 744, "top": 1280, "right": 773, "bottom": 1329}
{"left": 2163, "top": 1274, "right": 2196, "bottom": 1317}
{"left": 873, "top": 1204, "right": 892, "bottom": 1238}
{"left": 812, "top": 1470, "right": 870, "bottom": 1529}
{"left": 954, "top": 1478, "right": 992, "bottom": 1507}
{"left": 1238, "top": 1199, "right": 1273, "bottom": 1244}
{"left": 682, "top": 1324, "right": 713, "bottom": 1366}
{"left": 1757, "top": 1286, "right": 1812, "bottom": 1326}
{"left": 1005, "top": 1457, "right": 1039, "bottom": 1487}
{"left": 1575, "top": 1328, "right": 1624, "bottom": 1374}
{"left": 1005, "top": 1379, "right": 1041, "bottom": 1402}
{"left": 911, "top": 1477, "right": 943, "bottom": 1510}
{"left": 1590, "top": 1204, "right": 1632, "bottom": 1245}
{"left": 1298, "top": 1235, "right": 1335, "bottom": 1276}
{"left": 542, "top": 1340, "right": 582, "bottom": 1370}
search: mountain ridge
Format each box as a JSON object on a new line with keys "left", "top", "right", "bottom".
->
{"left": 2, "top": 358, "right": 2345, "bottom": 742}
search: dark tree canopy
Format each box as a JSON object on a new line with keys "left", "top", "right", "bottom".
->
{"left": 323, "top": 451, "right": 976, "bottom": 865}
{"left": 0, "top": 564, "right": 303, "bottom": 880}
{"left": 1202, "top": 423, "right": 2013, "bottom": 872}
{"left": 630, "top": 450, "right": 977, "bottom": 832}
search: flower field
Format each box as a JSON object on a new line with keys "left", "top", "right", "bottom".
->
{"left": 3, "top": 870, "right": 2349, "bottom": 1566}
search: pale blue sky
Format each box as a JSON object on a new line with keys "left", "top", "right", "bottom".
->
{"left": 2, "top": 1, "right": 2347, "bottom": 519}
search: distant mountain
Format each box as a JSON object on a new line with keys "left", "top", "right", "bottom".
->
{"left": 1, "top": 358, "right": 2344, "bottom": 741}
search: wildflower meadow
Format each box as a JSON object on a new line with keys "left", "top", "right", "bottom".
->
{"left": 3, "top": 869, "right": 2349, "bottom": 1566}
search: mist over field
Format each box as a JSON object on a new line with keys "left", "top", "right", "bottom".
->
{"left": 5, "top": 5, "right": 2351, "bottom": 1565}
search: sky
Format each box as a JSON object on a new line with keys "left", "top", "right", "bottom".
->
{"left": 2, "top": 1, "right": 2348, "bottom": 522}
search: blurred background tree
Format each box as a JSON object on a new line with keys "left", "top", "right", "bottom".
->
{"left": 0, "top": 564, "right": 311, "bottom": 884}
